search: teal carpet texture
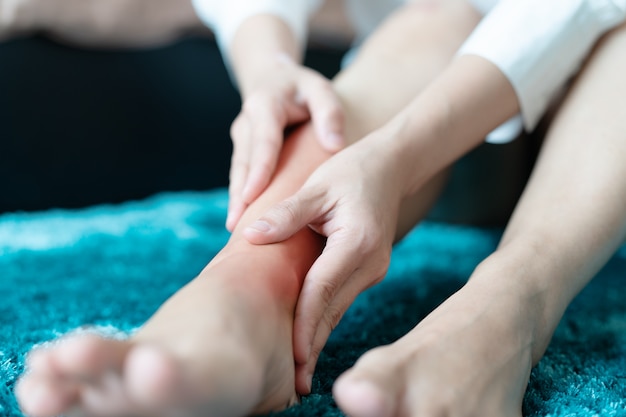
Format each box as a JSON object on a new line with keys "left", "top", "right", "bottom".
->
{"left": 1, "top": 190, "right": 625, "bottom": 416}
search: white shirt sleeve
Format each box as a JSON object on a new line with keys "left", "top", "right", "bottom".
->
{"left": 191, "top": 0, "right": 322, "bottom": 59}
{"left": 459, "top": 0, "right": 626, "bottom": 135}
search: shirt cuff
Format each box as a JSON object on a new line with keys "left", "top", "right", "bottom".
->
{"left": 459, "top": 0, "right": 626, "bottom": 132}
{"left": 191, "top": 0, "right": 322, "bottom": 59}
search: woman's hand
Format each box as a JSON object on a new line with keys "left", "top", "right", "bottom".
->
{"left": 243, "top": 132, "right": 407, "bottom": 393}
{"left": 227, "top": 55, "right": 345, "bottom": 231}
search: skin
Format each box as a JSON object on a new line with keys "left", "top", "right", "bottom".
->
{"left": 246, "top": 0, "right": 518, "bottom": 388}
{"left": 14, "top": 2, "right": 471, "bottom": 415}
{"left": 13, "top": 1, "right": 626, "bottom": 417}
{"left": 332, "top": 21, "right": 626, "bottom": 417}
{"left": 226, "top": 14, "right": 346, "bottom": 232}
{"left": 15, "top": 124, "right": 329, "bottom": 417}
{"left": 0, "top": 0, "right": 349, "bottom": 228}
{"left": 248, "top": 6, "right": 626, "bottom": 417}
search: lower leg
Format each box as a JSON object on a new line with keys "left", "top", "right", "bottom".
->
{"left": 16, "top": 1, "right": 482, "bottom": 416}
{"left": 334, "top": 21, "right": 626, "bottom": 417}
{"left": 16, "top": 126, "right": 328, "bottom": 417}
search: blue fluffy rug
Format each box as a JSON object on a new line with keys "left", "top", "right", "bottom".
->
{"left": 1, "top": 190, "right": 625, "bottom": 417}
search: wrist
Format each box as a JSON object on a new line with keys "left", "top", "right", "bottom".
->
{"left": 229, "top": 14, "right": 300, "bottom": 95}
{"left": 378, "top": 96, "right": 451, "bottom": 198}
{"left": 382, "top": 55, "right": 521, "bottom": 197}
{"left": 239, "top": 52, "right": 298, "bottom": 98}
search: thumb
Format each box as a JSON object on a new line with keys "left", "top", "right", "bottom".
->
{"left": 243, "top": 188, "right": 323, "bottom": 245}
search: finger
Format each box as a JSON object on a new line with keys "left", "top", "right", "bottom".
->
{"left": 243, "top": 185, "right": 326, "bottom": 244}
{"left": 227, "top": 147, "right": 249, "bottom": 231}
{"left": 226, "top": 199, "right": 248, "bottom": 233}
{"left": 227, "top": 115, "right": 251, "bottom": 230}
{"left": 300, "top": 78, "right": 345, "bottom": 152}
{"left": 294, "top": 276, "right": 364, "bottom": 395}
{"left": 240, "top": 95, "right": 285, "bottom": 204}
{"left": 292, "top": 231, "right": 364, "bottom": 365}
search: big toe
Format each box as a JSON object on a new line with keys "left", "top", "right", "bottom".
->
{"left": 333, "top": 378, "right": 394, "bottom": 417}
{"left": 333, "top": 348, "right": 402, "bottom": 417}
{"left": 124, "top": 344, "right": 187, "bottom": 408}
{"left": 124, "top": 343, "right": 265, "bottom": 417}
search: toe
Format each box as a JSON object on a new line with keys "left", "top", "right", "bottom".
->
{"left": 333, "top": 378, "right": 394, "bottom": 417}
{"left": 333, "top": 347, "right": 403, "bottom": 417}
{"left": 124, "top": 344, "right": 184, "bottom": 409}
{"left": 16, "top": 374, "right": 79, "bottom": 417}
{"left": 25, "top": 348, "right": 58, "bottom": 376}
{"left": 53, "top": 334, "right": 131, "bottom": 381}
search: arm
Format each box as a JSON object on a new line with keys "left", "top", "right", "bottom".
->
{"left": 191, "top": 0, "right": 345, "bottom": 230}
{"left": 191, "top": 0, "right": 321, "bottom": 65}
{"left": 380, "top": 54, "right": 519, "bottom": 198}
{"left": 244, "top": 0, "right": 626, "bottom": 386}
{"left": 369, "top": 0, "right": 626, "bottom": 198}
{"left": 463, "top": 0, "right": 626, "bottom": 137}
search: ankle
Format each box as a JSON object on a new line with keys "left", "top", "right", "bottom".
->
{"left": 467, "top": 254, "right": 557, "bottom": 364}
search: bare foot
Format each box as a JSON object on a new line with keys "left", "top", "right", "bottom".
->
{"left": 333, "top": 269, "right": 538, "bottom": 417}
{"left": 16, "top": 123, "right": 327, "bottom": 417}
{"left": 16, "top": 241, "right": 311, "bottom": 417}
{"left": 0, "top": 0, "right": 206, "bottom": 47}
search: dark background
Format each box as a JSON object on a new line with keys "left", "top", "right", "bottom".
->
{"left": 0, "top": 36, "right": 345, "bottom": 213}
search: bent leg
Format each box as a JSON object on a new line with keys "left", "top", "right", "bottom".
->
{"left": 15, "top": 1, "right": 483, "bottom": 417}
{"left": 15, "top": 126, "right": 330, "bottom": 417}
{"left": 334, "top": 0, "right": 482, "bottom": 239}
{"left": 334, "top": 20, "right": 626, "bottom": 417}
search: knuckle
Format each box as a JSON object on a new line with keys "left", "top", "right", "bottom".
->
{"left": 230, "top": 116, "right": 244, "bottom": 139}
{"left": 309, "top": 341, "right": 324, "bottom": 362}
{"left": 251, "top": 157, "right": 276, "bottom": 177}
{"left": 310, "top": 82, "right": 334, "bottom": 101}
{"left": 260, "top": 133, "right": 283, "bottom": 148}
{"left": 378, "top": 249, "right": 392, "bottom": 269}
{"left": 322, "top": 305, "right": 345, "bottom": 332}
{"left": 274, "top": 198, "right": 301, "bottom": 223}
{"left": 325, "top": 103, "right": 344, "bottom": 120}
{"left": 229, "top": 155, "right": 248, "bottom": 175}
{"left": 371, "top": 249, "right": 391, "bottom": 283}
{"left": 371, "top": 266, "right": 388, "bottom": 286}
{"left": 316, "top": 279, "right": 339, "bottom": 306}
{"left": 245, "top": 93, "right": 284, "bottom": 119}
{"left": 357, "top": 229, "right": 382, "bottom": 253}
{"left": 242, "top": 95, "right": 264, "bottom": 113}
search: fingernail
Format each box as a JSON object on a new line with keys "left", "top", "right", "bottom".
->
{"left": 247, "top": 220, "right": 271, "bottom": 233}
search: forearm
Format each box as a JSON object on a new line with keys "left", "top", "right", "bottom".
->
{"left": 380, "top": 0, "right": 626, "bottom": 198}
{"left": 229, "top": 15, "right": 300, "bottom": 97}
{"left": 488, "top": 23, "right": 626, "bottom": 361}
{"left": 190, "top": 0, "right": 321, "bottom": 96}
{"left": 385, "top": 54, "right": 520, "bottom": 197}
